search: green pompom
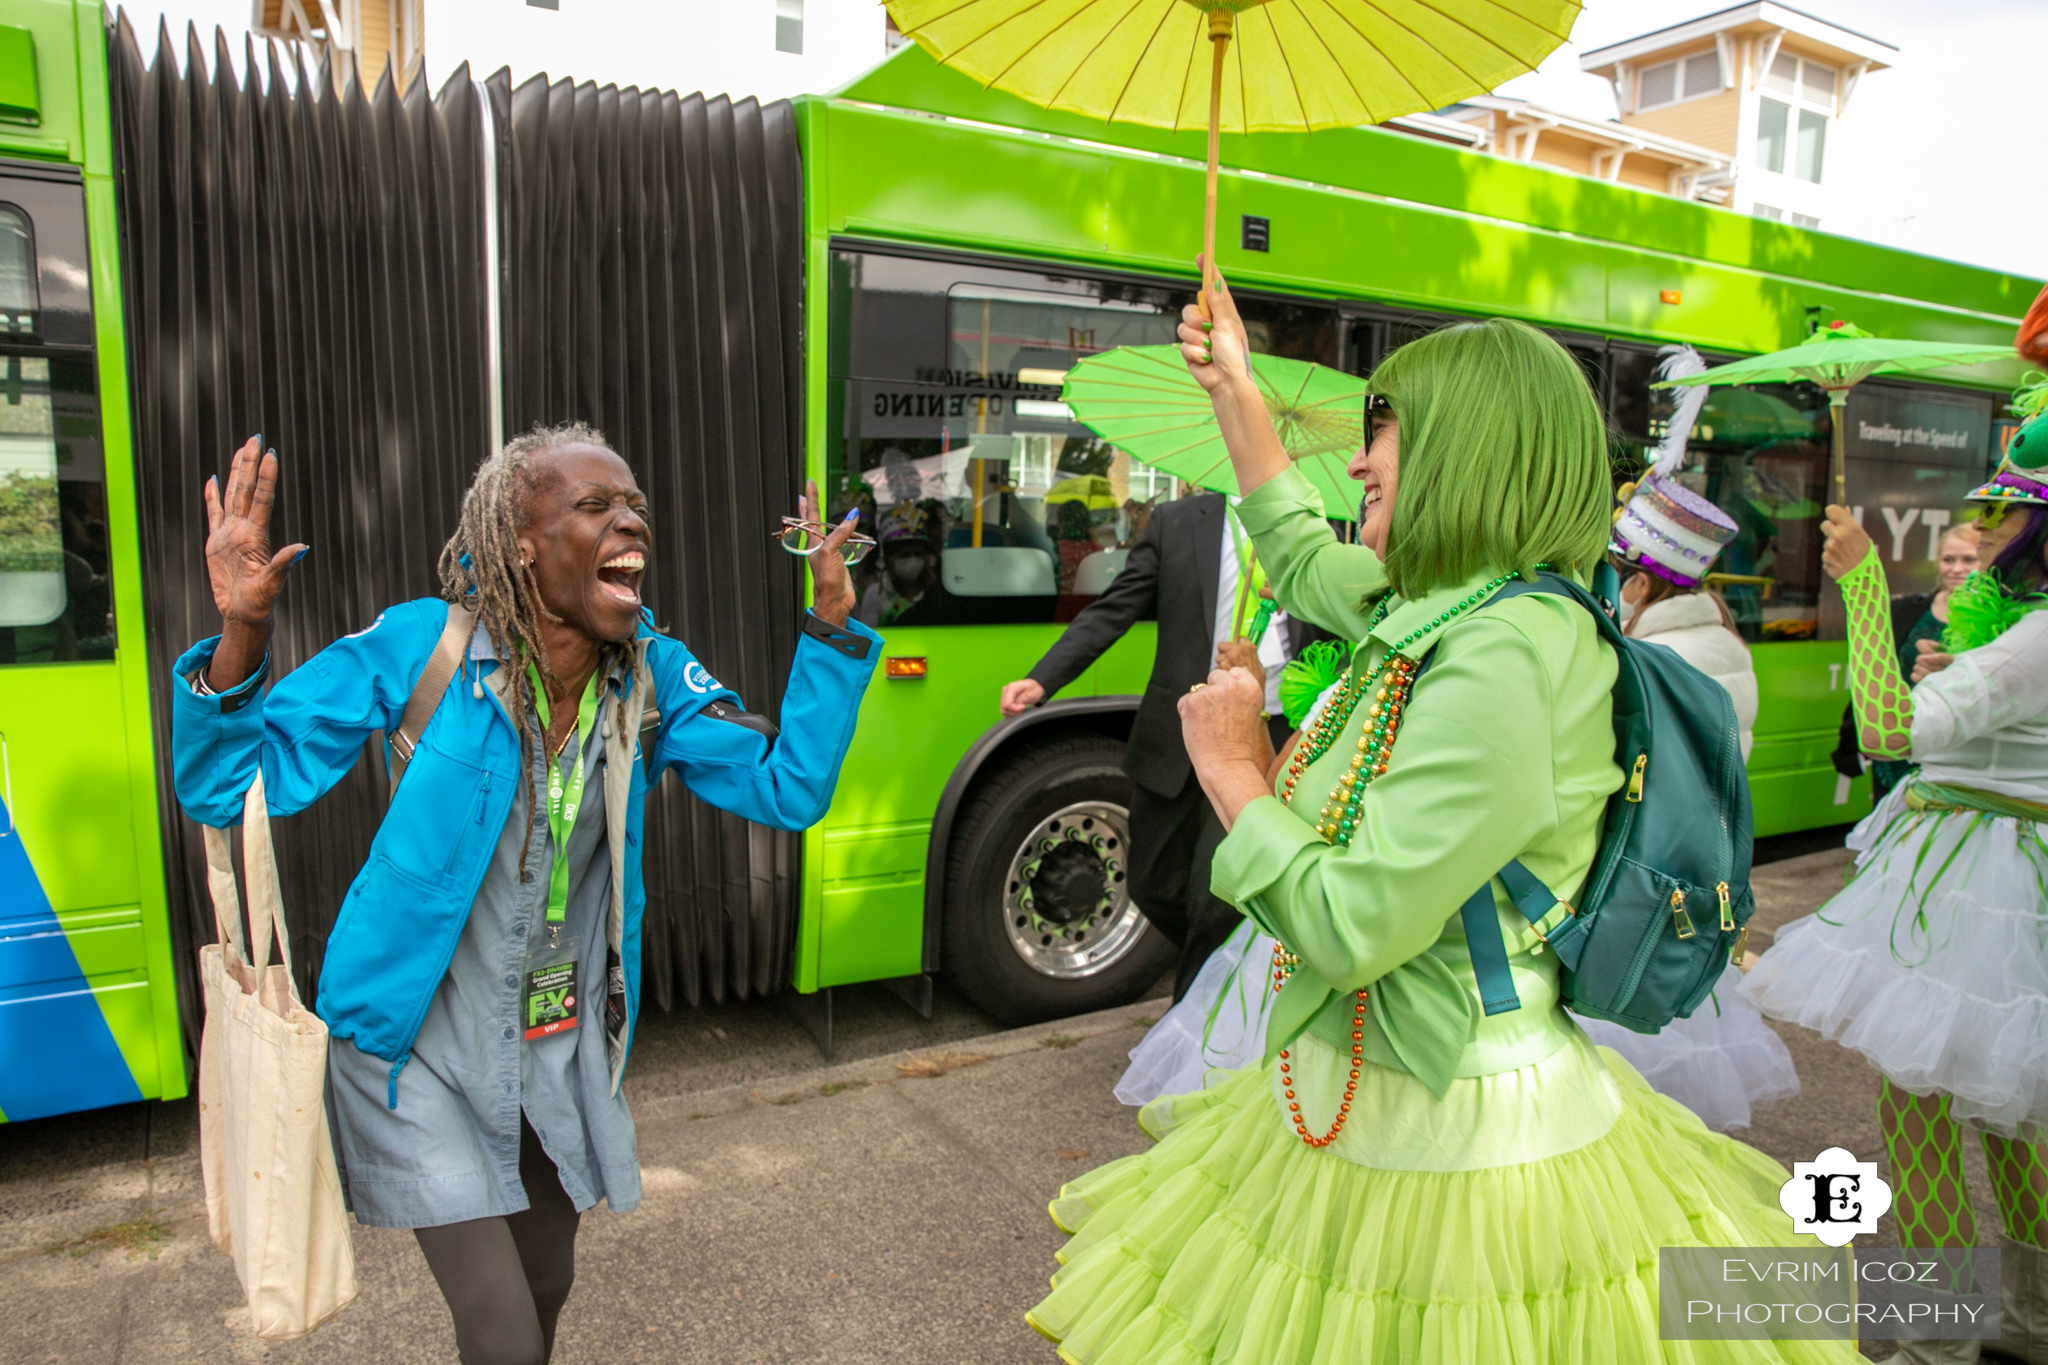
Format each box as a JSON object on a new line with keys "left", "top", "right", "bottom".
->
{"left": 1278, "top": 639, "right": 1351, "bottom": 729}
{"left": 1942, "top": 571, "right": 2048, "bottom": 655}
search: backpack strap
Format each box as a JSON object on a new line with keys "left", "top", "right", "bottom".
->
{"left": 636, "top": 651, "right": 661, "bottom": 780}
{"left": 1416, "top": 568, "right": 1621, "bottom": 1014}
{"left": 1459, "top": 859, "right": 1572, "bottom": 1016}
{"left": 389, "top": 603, "right": 478, "bottom": 792}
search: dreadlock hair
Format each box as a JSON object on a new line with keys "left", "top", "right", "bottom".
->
{"left": 437, "top": 420, "right": 642, "bottom": 880}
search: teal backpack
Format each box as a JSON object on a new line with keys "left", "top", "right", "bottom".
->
{"left": 1439, "top": 567, "right": 1755, "bottom": 1033}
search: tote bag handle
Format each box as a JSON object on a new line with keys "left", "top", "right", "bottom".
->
{"left": 200, "top": 772, "right": 299, "bottom": 999}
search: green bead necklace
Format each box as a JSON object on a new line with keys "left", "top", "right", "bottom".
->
{"left": 1271, "top": 569, "right": 1518, "bottom": 1150}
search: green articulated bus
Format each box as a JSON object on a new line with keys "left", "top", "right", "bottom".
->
{"left": 0, "top": 0, "right": 2035, "bottom": 1118}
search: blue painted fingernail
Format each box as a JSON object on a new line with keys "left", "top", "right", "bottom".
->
{"left": 293, "top": 547, "right": 309, "bottom": 563}
{"left": 254, "top": 433, "right": 262, "bottom": 446}
{"left": 843, "top": 507, "right": 860, "bottom": 521}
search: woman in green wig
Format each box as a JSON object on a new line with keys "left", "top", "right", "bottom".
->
{"left": 1025, "top": 282, "right": 1855, "bottom": 1364}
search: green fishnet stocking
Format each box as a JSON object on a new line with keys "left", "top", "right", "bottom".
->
{"left": 1882, "top": 1080, "right": 1977, "bottom": 1247}
{"left": 1840, "top": 546, "right": 1914, "bottom": 759}
{"left": 1985, "top": 1132, "right": 2048, "bottom": 1249}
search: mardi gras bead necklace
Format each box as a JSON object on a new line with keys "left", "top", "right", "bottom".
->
{"left": 1272, "top": 570, "right": 1518, "bottom": 1149}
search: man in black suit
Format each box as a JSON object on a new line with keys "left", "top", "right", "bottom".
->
{"left": 998, "top": 492, "right": 1329, "bottom": 1001}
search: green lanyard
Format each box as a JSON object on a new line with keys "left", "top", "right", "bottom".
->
{"left": 527, "top": 663, "right": 601, "bottom": 941}
{"left": 1226, "top": 505, "right": 1268, "bottom": 642}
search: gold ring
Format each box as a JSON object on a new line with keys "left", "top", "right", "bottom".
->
{"left": 1189, "top": 683, "right": 1207, "bottom": 693}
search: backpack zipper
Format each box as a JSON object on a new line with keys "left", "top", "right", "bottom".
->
{"left": 1626, "top": 753, "right": 1647, "bottom": 802}
{"left": 1670, "top": 887, "right": 1696, "bottom": 940}
{"left": 1717, "top": 880, "right": 1734, "bottom": 931}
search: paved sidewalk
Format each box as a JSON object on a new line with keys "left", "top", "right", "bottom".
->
{"left": 0, "top": 848, "right": 1952, "bottom": 1363}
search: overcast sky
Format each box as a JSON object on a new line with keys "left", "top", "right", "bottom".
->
{"left": 114, "top": 0, "right": 2048, "bottom": 287}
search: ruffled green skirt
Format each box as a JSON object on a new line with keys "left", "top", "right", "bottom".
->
{"left": 1027, "top": 1049, "right": 1855, "bottom": 1364}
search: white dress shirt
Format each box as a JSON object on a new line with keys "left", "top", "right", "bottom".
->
{"left": 1214, "top": 500, "right": 1290, "bottom": 715}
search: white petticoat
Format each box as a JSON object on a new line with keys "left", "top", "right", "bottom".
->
{"left": 1119, "top": 925, "right": 1800, "bottom": 1133}
{"left": 1576, "top": 965, "right": 1800, "bottom": 1131}
{"left": 1115, "top": 920, "right": 1278, "bottom": 1107}
{"left": 1738, "top": 784, "right": 2048, "bottom": 1136}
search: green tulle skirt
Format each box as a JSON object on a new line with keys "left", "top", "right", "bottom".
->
{"left": 1027, "top": 1049, "right": 1857, "bottom": 1364}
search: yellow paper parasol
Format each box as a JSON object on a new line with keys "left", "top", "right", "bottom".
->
{"left": 883, "top": 0, "right": 1580, "bottom": 306}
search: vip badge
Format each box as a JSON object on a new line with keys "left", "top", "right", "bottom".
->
{"left": 1781, "top": 1146, "right": 1893, "bottom": 1247}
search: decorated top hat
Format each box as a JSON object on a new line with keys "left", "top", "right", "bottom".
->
{"left": 1610, "top": 346, "right": 1741, "bottom": 589}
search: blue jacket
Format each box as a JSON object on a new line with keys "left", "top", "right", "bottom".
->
{"left": 171, "top": 599, "right": 879, "bottom": 1097}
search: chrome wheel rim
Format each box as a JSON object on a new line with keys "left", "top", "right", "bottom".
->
{"left": 1001, "top": 800, "right": 1149, "bottom": 980}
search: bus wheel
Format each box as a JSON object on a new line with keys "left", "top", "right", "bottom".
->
{"left": 943, "top": 735, "right": 1174, "bottom": 1025}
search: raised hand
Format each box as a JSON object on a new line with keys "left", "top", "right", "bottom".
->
{"left": 801, "top": 479, "right": 859, "bottom": 628}
{"left": 1176, "top": 260, "right": 1253, "bottom": 396}
{"left": 201, "top": 437, "right": 306, "bottom": 693}
{"left": 205, "top": 436, "right": 306, "bottom": 627}
{"left": 1820, "top": 505, "right": 1874, "bottom": 581}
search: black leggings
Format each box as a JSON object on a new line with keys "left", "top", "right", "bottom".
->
{"left": 414, "top": 1118, "right": 582, "bottom": 1365}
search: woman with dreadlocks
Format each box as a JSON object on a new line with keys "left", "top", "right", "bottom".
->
{"left": 171, "top": 422, "right": 879, "bottom": 1364}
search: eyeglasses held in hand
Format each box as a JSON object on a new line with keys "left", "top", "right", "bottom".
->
{"left": 775, "top": 516, "right": 875, "bottom": 566}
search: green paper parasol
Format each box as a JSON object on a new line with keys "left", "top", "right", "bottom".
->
{"left": 1060, "top": 343, "right": 1366, "bottom": 519}
{"left": 1657, "top": 322, "right": 2014, "bottom": 503}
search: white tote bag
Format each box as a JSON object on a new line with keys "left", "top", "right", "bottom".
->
{"left": 198, "top": 772, "right": 357, "bottom": 1338}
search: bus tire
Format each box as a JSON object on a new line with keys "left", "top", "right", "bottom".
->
{"left": 943, "top": 735, "right": 1175, "bottom": 1026}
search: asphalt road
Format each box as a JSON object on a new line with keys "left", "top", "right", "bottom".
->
{"left": 0, "top": 843, "right": 1969, "bottom": 1363}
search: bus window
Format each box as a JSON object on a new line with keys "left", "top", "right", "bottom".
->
{"left": 0, "top": 173, "right": 113, "bottom": 666}
{"left": 0, "top": 205, "right": 37, "bottom": 336}
{"left": 828, "top": 248, "right": 1338, "bottom": 627}
{"left": 0, "top": 354, "right": 110, "bottom": 661}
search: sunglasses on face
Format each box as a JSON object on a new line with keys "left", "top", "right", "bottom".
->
{"left": 1365, "top": 393, "right": 1395, "bottom": 424}
{"left": 774, "top": 516, "right": 876, "bottom": 566}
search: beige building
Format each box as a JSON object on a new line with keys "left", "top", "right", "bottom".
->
{"left": 1387, "top": 3, "right": 1894, "bottom": 230}
{"left": 252, "top": 0, "right": 424, "bottom": 91}
{"left": 1579, "top": 2, "right": 1895, "bottom": 227}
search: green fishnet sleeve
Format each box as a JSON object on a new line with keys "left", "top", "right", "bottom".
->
{"left": 1840, "top": 545, "right": 1914, "bottom": 760}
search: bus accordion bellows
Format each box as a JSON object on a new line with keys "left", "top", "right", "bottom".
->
{"left": 0, "top": 0, "right": 2030, "bottom": 1119}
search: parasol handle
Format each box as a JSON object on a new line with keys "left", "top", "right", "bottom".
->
{"left": 1827, "top": 387, "right": 1849, "bottom": 506}
{"left": 1200, "top": 10, "right": 1232, "bottom": 322}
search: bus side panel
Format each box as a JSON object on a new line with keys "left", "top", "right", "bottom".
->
{"left": 805, "top": 622, "right": 1156, "bottom": 991}
{"left": 1748, "top": 640, "right": 1872, "bottom": 837}
{"left": 0, "top": 664, "right": 150, "bottom": 1120}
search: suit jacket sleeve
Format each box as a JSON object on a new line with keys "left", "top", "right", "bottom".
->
{"left": 1024, "top": 513, "right": 1162, "bottom": 698}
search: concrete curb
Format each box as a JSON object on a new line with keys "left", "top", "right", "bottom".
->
{"left": 628, "top": 998, "right": 1162, "bottom": 1130}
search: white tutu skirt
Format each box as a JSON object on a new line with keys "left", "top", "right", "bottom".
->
{"left": 1739, "top": 785, "right": 2048, "bottom": 1136}
{"left": 1120, "top": 926, "right": 1800, "bottom": 1133}
{"left": 1116, "top": 921, "right": 1279, "bottom": 1107}
{"left": 1576, "top": 966, "right": 1800, "bottom": 1131}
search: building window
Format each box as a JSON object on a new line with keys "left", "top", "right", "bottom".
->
{"left": 1791, "top": 212, "right": 1820, "bottom": 229}
{"left": 776, "top": 0, "right": 802, "bottom": 54}
{"left": 885, "top": 15, "right": 910, "bottom": 51}
{"left": 1753, "top": 204, "right": 1784, "bottom": 221}
{"left": 1637, "top": 49, "right": 1721, "bottom": 112}
{"left": 1763, "top": 51, "right": 1838, "bottom": 111}
{"left": 1794, "top": 108, "right": 1826, "bottom": 183}
{"left": 1757, "top": 98, "right": 1788, "bottom": 173}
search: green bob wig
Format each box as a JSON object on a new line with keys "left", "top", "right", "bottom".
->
{"left": 1369, "top": 318, "right": 1611, "bottom": 598}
